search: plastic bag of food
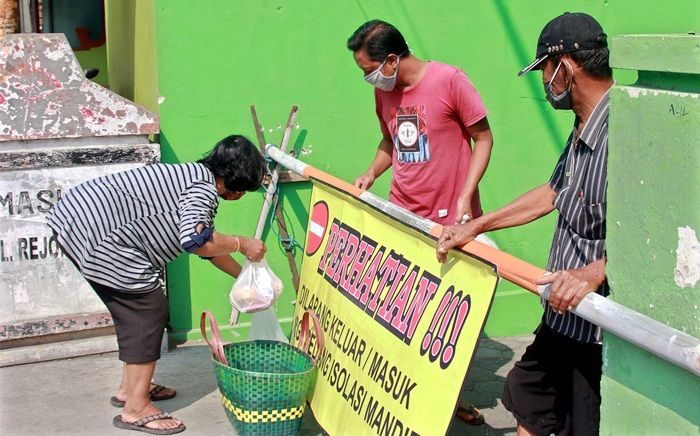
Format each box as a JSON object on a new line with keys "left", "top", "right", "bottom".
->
{"left": 229, "top": 259, "right": 284, "bottom": 313}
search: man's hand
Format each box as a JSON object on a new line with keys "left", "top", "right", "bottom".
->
{"left": 239, "top": 237, "right": 267, "bottom": 262}
{"left": 354, "top": 171, "right": 376, "bottom": 190}
{"left": 436, "top": 222, "right": 481, "bottom": 263}
{"left": 535, "top": 259, "right": 606, "bottom": 313}
{"left": 455, "top": 194, "right": 473, "bottom": 224}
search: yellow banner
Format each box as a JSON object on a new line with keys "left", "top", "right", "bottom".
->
{"left": 292, "top": 183, "right": 498, "bottom": 435}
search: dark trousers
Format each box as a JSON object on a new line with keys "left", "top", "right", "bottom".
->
{"left": 501, "top": 322, "right": 602, "bottom": 436}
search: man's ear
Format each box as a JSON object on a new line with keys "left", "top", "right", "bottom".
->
{"left": 561, "top": 54, "right": 580, "bottom": 76}
{"left": 387, "top": 54, "right": 400, "bottom": 69}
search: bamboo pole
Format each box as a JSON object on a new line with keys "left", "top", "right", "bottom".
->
{"left": 250, "top": 105, "right": 301, "bottom": 291}
{"left": 265, "top": 144, "right": 700, "bottom": 378}
{"left": 229, "top": 107, "right": 301, "bottom": 329}
{"left": 252, "top": 105, "right": 298, "bottom": 239}
{"left": 250, "top": 105, "right": 268, "bottom": 154}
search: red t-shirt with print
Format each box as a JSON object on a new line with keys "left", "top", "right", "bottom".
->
{"left": 375, "top": 61, "right": 488, "bottom": 225}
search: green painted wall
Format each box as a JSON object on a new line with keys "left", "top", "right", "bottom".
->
{"left": 133, "top": 0, "right": 158, "bottom": 113}
{"left": 605, "top": 34, "right": 700, "bottom": 435}
{"left": 74, "top": 45, "right": 109, "bottom": 88}
{"left": 153, "top": 0, "right": 700, "bottom": 342}
{"left": 105, "top": 0, "right": 158, "bottom": 111}
{"left": 104, "top": 0, "right": 135, "bottom": 100}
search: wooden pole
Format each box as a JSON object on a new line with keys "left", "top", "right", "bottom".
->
{"left": 274, "top": 203, "right": 300, "bottom": 291}
{"left": 250, "top": 105, "right": 301, "bottom": 292}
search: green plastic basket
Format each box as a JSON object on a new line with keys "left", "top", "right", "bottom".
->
{"left": 201, "top": 311, "right": 324, "bottom": 436}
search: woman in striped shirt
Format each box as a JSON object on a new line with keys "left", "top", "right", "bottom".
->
{"left": 47, "top": 135, "right": 267, "bottom": 434}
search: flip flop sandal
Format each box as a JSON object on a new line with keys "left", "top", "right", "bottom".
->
{"left": 113, "top": 412, "right": 186, "bottom": 435}
{"left": 111, "top": 384, "right": 177, "bottom": 408}
{"left": 456, "top": 404, "right": 486, "bottom": 426}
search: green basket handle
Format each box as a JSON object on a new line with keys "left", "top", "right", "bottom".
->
{"left": 298, "top": 310, "right": 325, "bottom": 363}
{"left": 200, "top": 310, "right": 228, "bottom": 366}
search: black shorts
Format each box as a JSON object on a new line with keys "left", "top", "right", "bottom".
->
{"left": 89, "top": 280, "right": 169, "bottom": 364}
{"left": 501, "top": 321, "right": 602, "bottom": 436}
{"left": 53, "top": 231, "right": 168, "bottom": 363}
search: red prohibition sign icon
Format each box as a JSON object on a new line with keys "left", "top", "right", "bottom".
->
{"left": 306, "top": 201, "right": 329, "bottom": 256}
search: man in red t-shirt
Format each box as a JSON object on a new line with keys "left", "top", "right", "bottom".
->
{"left": 347, "top": 19, "right": 494, "bottom": 426}
{"left": 348, "top": 19, "right": 493, "bottom": 227}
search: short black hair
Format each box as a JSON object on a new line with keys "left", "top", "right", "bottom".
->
{"left": 347, "top": 20, "right": 409, "bottom": 61}
{"left": 555, "top": 47, "right": 612, "bottom": 79}
{"left": 198, "top": 135, "right": 266, "bottom": 192}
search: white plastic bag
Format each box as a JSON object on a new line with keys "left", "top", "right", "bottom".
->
{"left": 248, "top": 307, "right": 289, "bottom": 343}
{"left": 229, "top": 259, "right": 284, "bottom": 313}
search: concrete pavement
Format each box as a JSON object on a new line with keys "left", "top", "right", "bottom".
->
{"left": 0, "top": 335, "right": 532, "bottom": 435}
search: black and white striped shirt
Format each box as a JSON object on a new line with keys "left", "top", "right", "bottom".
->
{"left": 545, "top": 89, "right": 610, "bottom": 343}
{"left": 46, "top": 163, "right": 219, "bottom": 292}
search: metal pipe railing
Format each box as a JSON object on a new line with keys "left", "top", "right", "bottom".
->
{"left": 265, "top": 144, "right": 700, "bottom": 377}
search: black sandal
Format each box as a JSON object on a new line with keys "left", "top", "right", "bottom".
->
{"left": 456, "top": 404, "right": 486, "bottom": 426}
{"left": 113, "top": 412, "right": 186, "bottom": 435}
{"left": 110, "top": 384, "right": 177, "bottom": 408}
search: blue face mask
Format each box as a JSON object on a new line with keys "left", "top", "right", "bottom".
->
{"left": 544, "top": 61, "right": 573, "bottom": 110}
{"left": 364, "top": 55, "right": 400, "bottom": 91}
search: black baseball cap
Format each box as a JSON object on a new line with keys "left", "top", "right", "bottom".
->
{"left": 518, "top": 12, "right": 607, "bottom": 76}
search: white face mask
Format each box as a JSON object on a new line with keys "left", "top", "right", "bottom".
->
{"left": 364, "top": 55, "right": 400, "bottom": 91}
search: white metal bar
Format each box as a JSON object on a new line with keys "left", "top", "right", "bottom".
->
{"left": 265, "top": 144, "right": 309, "bottom": 176}
{"left": 539, "top": 286, "right": 700, "bottom": 377}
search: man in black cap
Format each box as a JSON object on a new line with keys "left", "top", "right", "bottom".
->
{"left": 436, "top": 12, "right": 613, "bottom": 435}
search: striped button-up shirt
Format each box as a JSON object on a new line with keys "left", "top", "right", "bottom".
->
{"left": 47, "top": 163, "right": 219, "bottom": 292}
{"left": 545, "top": 89, "right": 610, "bottom": 343}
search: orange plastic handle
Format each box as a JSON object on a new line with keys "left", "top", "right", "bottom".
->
{"left": 200, "top": 311, "right": 228, "bottom": 365}
{"left": 298, "top": 310, "right": 325, "bottom": 362}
